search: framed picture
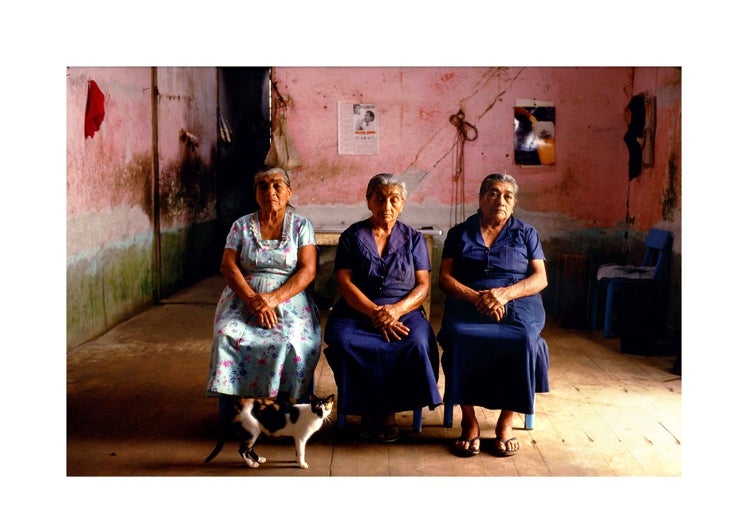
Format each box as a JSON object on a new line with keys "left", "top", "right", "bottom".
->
{"left": 514, "top": 99, "right": 555, "bottom": 166}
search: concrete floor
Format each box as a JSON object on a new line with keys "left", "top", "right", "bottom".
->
{"left": 63, "top": 274, "right": 686, "bottom": 519}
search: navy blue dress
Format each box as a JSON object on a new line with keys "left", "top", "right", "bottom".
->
{"left": 324, "top": 220, "right": 442, "bottom": 416}
{"left": 437, "top": 214, "right": 550, "bottom": 414}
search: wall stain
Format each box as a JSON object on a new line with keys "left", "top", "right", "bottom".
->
{"left": 159, "top": 148, "right": 216, "bottom": 227}
{"left": 662, "top": 153, "right": 679, "bottom": 221}
{"left": 97, "top": 152, "right": 154, "bottom": 216}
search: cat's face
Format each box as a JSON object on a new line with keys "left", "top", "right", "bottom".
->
{"left": 311, "top": 394, "right": 335, "bottom": 418}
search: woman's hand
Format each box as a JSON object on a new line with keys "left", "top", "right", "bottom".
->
{"left": 221, "top": 248, "right": 278, "bottom": 328}
{"left": 371, "top": 304, "right": 410, "bottom": 342}
{"left": 247, "top": 292, "right": 279, "bottom": 328}
{"left": 475, "top": 288, "right": 509, "bottom": 322}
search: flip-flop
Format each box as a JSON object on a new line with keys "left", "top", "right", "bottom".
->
{"left": 494, "top": 436, "right": 520, "bottom": 457}
{"left": 452, "top": 436, "right": 481, "bottom": 457}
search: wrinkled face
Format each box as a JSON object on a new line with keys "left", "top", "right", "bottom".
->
{"left": 367, "top": 187, "right": 405, "bottom": 227}
{"left": 479, "top": 181, "right": 516, "bottom": 222}
{"left": 255, "top": 174, "right": 291, "bottom": 212}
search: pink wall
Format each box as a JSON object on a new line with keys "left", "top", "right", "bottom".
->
{"left": 67, "top": 67, "right": 217, "bottom": 243}
{"left": 67, "top": 67, "right": 220, "bottom": 349}
{"left": 270, "top": 67, "right": 681, "bottom": 243}
{"left": 67, "top": 67, "right": 153, "bottom": 239}
{"left": 630, "top": 67, "right": 681, "bottom": 230}
{"left": 271, "top": 66, "right": 681, "bottom": 328}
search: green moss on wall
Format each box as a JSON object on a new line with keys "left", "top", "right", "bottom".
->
{"left": 67, "top": 222, "right": 222, "bottom": 350}
{"left": 67, "top": 236, "right": 153, "bottom": 350}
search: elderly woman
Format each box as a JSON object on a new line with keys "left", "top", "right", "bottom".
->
{"left": 438, "top": 173, "right": 549, "bottom": 457}
{"left": 324, "top": 173, "right": 441, "bottom": 443}
{"left": 206, "top": 167, "right": 321, "bottom": 413}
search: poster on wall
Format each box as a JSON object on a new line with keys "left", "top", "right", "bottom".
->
{"left": 513, "top": 99, "right": 555, "bottom": 166}
{"left": 338, "top": 102, "right": 379, "bottom": 155}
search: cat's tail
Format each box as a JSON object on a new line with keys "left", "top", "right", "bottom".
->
{"left": 206, "top": 396, "right": 239, "bottom": 463}
{"left": 204, "top": 438, "right": 225, "bottom": 463}
{"left": 205, "top": 406, "right": 230, "bottom": 463}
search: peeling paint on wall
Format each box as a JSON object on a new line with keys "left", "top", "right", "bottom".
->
{"left": 67, "top": 67, "right": 222, "bottom": 349}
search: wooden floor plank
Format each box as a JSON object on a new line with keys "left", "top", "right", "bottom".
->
{"left": 66, "top": 275, "right": 681, "bottom": 477}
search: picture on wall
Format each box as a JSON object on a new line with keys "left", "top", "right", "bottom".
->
{"left": 338, "top": 102, "right": 379, "bottom": 155}
{"left": 514, "top": 99, "right": 555, "bottom": 166}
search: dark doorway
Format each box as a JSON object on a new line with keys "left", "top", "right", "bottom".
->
{"left": 216, "top": 67, "right": 271, "bottom": 236}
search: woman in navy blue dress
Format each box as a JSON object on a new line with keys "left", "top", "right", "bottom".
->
{"left": 438, "top": 173, "right": 549, "bottom": 457}
{"left": 324, "top": 174, "right": 441, "bottom": 443}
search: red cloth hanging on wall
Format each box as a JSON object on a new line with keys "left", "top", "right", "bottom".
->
{"left": 84, "top": 80, "right": 106, "bottom": 138}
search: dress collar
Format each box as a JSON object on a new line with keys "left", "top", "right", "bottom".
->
{"left": 249, "top": 209, "right": 293, "bottom": 248}
{"left": 359, "top": 220, "right": 407, "bottom": 258}
{"left": 470, "top": 213, "right": 517, "bottom": 247}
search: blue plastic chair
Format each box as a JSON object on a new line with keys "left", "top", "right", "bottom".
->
{"left": 330, "top": 351, "right": 423, "bottom": 432}
{"left": 440, "top": 317, "right": 540, "bottom": 431}
{"left": 590, "top": 228, "right": 673, "bottom": 338}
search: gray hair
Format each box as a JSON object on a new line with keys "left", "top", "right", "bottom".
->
{"left": 366, "top": 173, "right": 408, "bottom": 200}
{"left": 479, "top": 172, "right": 519, "bottom": 198}
{"left": 254, "top": 167, "right": 291, "bottom": 189}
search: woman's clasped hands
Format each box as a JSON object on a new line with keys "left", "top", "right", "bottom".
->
{"left": 475, "top": 287, "right": 509, "bottom": 322}
{"left": 371, "top": 304, "right": 410, "bottom": 342}
{"left": 248, "top": 293, "right": 280, "bottom": 329}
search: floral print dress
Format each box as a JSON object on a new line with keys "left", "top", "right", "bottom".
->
{"left": 205, "top": 210, "right": 321, "bottom": 400}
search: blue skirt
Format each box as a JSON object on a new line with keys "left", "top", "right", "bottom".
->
{"left": 437, "top": 277, "right": 549, "bottom": 414}
{"left": 324, "top": 300, "right": 442, "bottom": 416}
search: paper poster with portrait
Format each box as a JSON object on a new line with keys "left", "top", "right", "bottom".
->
{"left": 338, "top": 102, "right": 379, "bottom": 155}
{"left": 514, "top": 99, "right": 556, "bottom": 166}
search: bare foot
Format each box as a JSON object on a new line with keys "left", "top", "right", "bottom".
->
{"left": 455, "top": 406, "right": 480, "bottom": 454}
{"left": 495, "top": 410, "right": 520, "bottom": 456}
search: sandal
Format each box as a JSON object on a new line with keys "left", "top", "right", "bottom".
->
{"left": 452, "top": 435, "right": 481, "bottom": 457}
{"left": 378, "top": 424, "right": 400, "bottom": 443}
{"left": 494, "top": 436, "right": 520, "bottom": 457}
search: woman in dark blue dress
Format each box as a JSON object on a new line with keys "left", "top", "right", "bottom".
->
{"left": 438, "top": 173, "right": 549, "bottom": 458}
{"left": 324, "top": 174, "right": 441, "bottom": 443}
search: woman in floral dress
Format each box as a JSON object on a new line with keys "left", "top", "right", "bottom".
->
{"left": 206, "top": 168, "right": 321, "bottom": 411}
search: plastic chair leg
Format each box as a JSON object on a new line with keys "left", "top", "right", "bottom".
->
{"left": 524, "top": 413, "right": 534, "bottom": 430}
{"left": 590, "top": 283, "right": 599, "bottom": 329}
{"left": 412, "top": 409, "right": 423, "bottom": 432}
{"left": 603, "top": 282, "right": 616, "bottom": 338}
{"left": 443, "top": 401, "right": 454, "bottom": 427}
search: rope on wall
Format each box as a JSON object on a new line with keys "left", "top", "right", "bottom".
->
{"left": 270, "top": 80, "right": 289, "bottom": 123}
{"left": 449, "top": 109, "right": 478, "bottom": 226}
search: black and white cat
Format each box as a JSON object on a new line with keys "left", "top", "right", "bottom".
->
{"left": 205, "top": 393, "right": 335, "bottom": 469}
